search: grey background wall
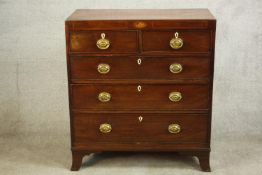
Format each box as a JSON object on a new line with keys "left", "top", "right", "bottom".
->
{"left": 0, "top": 0, "right": 262, "bottom": 174}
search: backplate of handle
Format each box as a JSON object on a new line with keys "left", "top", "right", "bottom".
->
{"left": 96, "top": 33, "right": 110, "bottom": 50}
{"left": 170, "top": 32, "right": 183, "bottom": 49}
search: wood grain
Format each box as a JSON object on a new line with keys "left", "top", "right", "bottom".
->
{"left": 142, "top": 30, "right": 211, "bottom": 53}
{"left": 71, "top": 84, "right": 209, "bottom": 110}
{"left": 66, "top": 9, "right": 215, "bottom": 21}
{"left": 65, "top": 9, "right": 216, "bottom": 171}
{"left": 72, "top": 113, "right": 208, "bottom": 143}
{"left": 70, "top": 56, "right": 210, "bottom": 80}
{"left": 70, "top": 31, "right": 138, "bottom": 53}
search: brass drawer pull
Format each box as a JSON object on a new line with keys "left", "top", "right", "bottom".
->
{"left": 98, "top": 92, "right": 111, "bottom": 102}
{"left": 97, "top": 63, "right": 110, "bottom": 74}
{"left": 169, "top": 63, "right": 183, "bottom": 73}
{"left": 99, "top": 123, "right": 112, "bottom": 133}
{"left": 168, "top": 123, "right": 181, "bottom": 134}
{"left": 169, "top": 91, "right": 182, "bottom": 102}
{"left": 96, "top": 33, "right": 110, "bottom": 50}
{"left": 170, "top": 32, "right": 183, "bottom": 49}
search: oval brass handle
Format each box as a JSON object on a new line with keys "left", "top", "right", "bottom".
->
{"left": 96, "top": 33, "right": 110, "bottom": 50}
{"left": 169, "top": 91, "right": 182, "bottom": 102}
{"left": 99, "top": 123, "right": 112, "bottom": 133}
{"left": 170, "top": 32, "right": 183, "bottom": 49}
{"left": 168, "top": 124, "right": 181, "bottom": 134}
{"left": 98, "top": 92, "right": 111, "bottom": 102}
{"left": 169, "top": 63, "right": 183, "bottom": 74}
{"left": 97, "top": 63, "right": 110, "bottom": 74}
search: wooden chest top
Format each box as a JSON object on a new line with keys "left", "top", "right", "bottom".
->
{"left": 66, "top": 9, "right": 216, "bottom": 30}
{"left": 66, "top": 9, "right": 215, "bottom": 20}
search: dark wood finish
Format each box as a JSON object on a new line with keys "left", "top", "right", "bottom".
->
{"left": 66, "top": 9, "right": 215, "bottom": 30}
{"left": 71, "top": 84, "right": 209, "bottom": 110}
{"left": 73, "top": 113, "right": 208, "bottom": 143}
{"left": 179, "top": 151, "right": 211, "bottom": 171}
{"left": 71, "top": 151, "right": 85, "bottom": 171}
{"left": 67, "top": 20, "right": 215, "bottom": 31}
{"left": 66, "top": 9, "right": 215, "bottom": 21}
{"left": 197, "top": 151, "right": 211, "bottom": 172}
{"left": 72, "top": 142, "right": 209, "bottom": 152}
{"left": 142, "top": 30, "right": 211, "bottom": 53}
{"left": 70, "top": 56, "right": 210, "bottom": 80}
{"left": 70, "top": 31, "right": 138, "bottom": 53}
{"left": 65, "top": 9, "right": 216, "bottom": 172}
{"left": 70, "top": 79, "right": 210, "bottom": 85}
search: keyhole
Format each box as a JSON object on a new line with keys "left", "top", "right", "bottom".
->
{"left": 137, "top": 85, "right": 142, "bottom": 92}
{"left": 138, "top": 116, "right": 143, "bottom": 122}
{"left": 137, "top": 58, "right": 142, "bottom": 65}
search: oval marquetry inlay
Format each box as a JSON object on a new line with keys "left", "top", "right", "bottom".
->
{"left": 134, "top": 21, "right": 147, "bottom": 29}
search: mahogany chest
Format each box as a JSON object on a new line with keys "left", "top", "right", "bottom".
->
{"left": 65, "top": 9, "right": 216, "bottom": 172}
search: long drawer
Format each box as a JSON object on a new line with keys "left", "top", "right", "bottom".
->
{"left": 70, "top": 56, "right": 210, "bottom": 80}
{"left": 72, "top": 113, "right": 208, "bottom": 143}
{"left": 71, "top": 84, "right": 209, "bottom": 110}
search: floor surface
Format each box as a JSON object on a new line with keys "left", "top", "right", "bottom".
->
{"left": 1, "top": 134, "right": 261, "bottom": 175}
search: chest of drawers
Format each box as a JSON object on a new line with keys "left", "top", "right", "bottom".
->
{"left": 65, "top": 9, "right": 216, "bottom": 172}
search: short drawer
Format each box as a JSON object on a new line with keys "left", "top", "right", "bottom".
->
{"left": 72, "top": 113, "right": 208, "bottom": 143}
{"left": 69, "top": 31, "right": 138, "bottom": 53}
{"left": 142, "top": 30, "right": 211, "bottom": 53}
{"left": 70, "top": 56, "right": 210, "bottom": 80}
{"left": 71, "top": 84, "right": 209, "bottom": 110}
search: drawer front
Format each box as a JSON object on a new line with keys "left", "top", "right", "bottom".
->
{"left": 71, "top": 84, "right": 209, "bottom": 110}
{"left": 70, "top": 56, "right": 210, "bottom": 80}
{"left": 73, "top": 113, "right": 208, "bottom": 143}
{"left": 142, "top": 30, "right": 210, "bottom": 52}
{"left": 70, "top": 31, "right": 138, "bottom": 53}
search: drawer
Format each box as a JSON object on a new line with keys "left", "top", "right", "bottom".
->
{"left": 71, "top": 84, "right": 209, "bottom": 110}
{"left": 70, "top": 56, "right": 210, "bottom": 80}
{"left": 70, "top": 31, "right": 138, "bottom": 53}
{"left": 72, "top": 113, "right": 208, "bottom": 143}
{"left": 142, "top": 30, "right": 211, "bottom": 53}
